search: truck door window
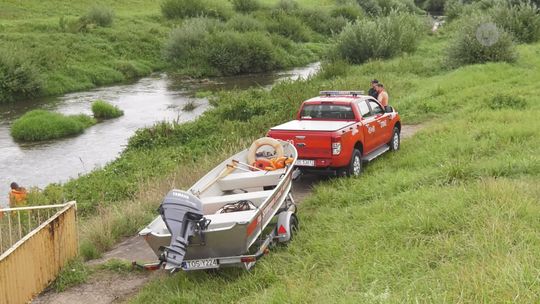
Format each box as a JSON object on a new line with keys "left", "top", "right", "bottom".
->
{"left": 368, "top": 100, "right": 384, "bottom": 116}
{"left": 300, "top": 104, "right": 355, "bottom": 120}
{"left": 358, "top": 101, "right": 370, "bottom": 118}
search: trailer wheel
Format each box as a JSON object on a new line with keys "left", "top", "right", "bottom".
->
{"left": 276, "top": 212, "right": 298, "bottom": 244}
{"left": 288, "top": 214, "right": 299, "bottom": 241}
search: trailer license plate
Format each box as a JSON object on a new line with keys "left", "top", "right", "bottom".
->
{"left": 296, "top": 159, "right": 315, "bottom": 167}
{"left": 182, "top": 258, "right": 218, "bottom": 270}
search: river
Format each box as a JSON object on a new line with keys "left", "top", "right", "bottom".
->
{"left": 0, "top": 63, "right": 320, "bottom": 207}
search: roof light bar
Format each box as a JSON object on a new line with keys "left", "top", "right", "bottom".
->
{"left": 319, "top": 90, "right": 365, "bottom": 97}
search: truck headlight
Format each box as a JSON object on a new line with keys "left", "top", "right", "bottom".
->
{"left": 332, "top": 142, "right": 341, "bottom": 155}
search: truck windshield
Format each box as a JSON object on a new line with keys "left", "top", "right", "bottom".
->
{"left": 300, "top": 104, "right": 355, "bottom": 120}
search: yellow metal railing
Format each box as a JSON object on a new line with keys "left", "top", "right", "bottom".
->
{"left": 0, "top": 202, "right": 78, "bottom": 304}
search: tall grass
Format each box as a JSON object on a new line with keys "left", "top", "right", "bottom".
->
{"left": 91, "top": 100, "right": 124, "bottom": 119}
{"left": 231, "top": 0, "right": 261, "bottom": 13}
{"left": 10, "top": 110, "right": 96, "bottom": 142}
{"left": 161, "top": 0, "right": 233, "bottom": 20}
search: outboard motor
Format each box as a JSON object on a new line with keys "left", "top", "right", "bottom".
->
{"left": 159, "top": 190, "right": 209, "bottom": 271}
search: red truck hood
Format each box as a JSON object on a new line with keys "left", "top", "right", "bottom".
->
{"left": 270, "top": 120, "right": 356, "bottom": 132}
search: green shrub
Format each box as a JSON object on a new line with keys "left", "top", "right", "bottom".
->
{"left": 490, "top": 1, "right": 540, "bottom": 43}
{"left": 226, "top": 14, "right": 264, "bottom": 32}
{"left": 378, "top": 0, "right": 424, "bottom": 14}
{"left": 161, "top": 0, "right": 233, "bottom": 20}
{"left": 335, "top": 12, "right": 425, "bottom": 63}
{"left": 206, "top": 31, "right": 279, "bottom": 75}
{"left": 487, "top": 94, "right": 528, "bottom": 110}
{"left": 297, "top": 8, "right": 349, "bottom": 35}
{"left": 418, "top": 0, "right": 447, "bottom": 13}
{"left": 0, "top": 51, "right": 42, "bottom": 103}
{"left": 331, "top": 4, "right": 365, "bottom": 22}
{"left": 317, "top": 60, "right": 350, "bottom": 80}
{"left": 266, "top": 13, "right": 311, "bottom": 41}
{"left": 216, "top": 92, "right": 273, "bottom": 121}
{"left": 276, "top": 0, "right": 300, "bottom": 12}
{"left": 84, "top": 5, "right": 115, "bottom": 27}
{"left": 446, "top": 16, "right": 517, "bottom": 67}
{"left": 114, "top": 61, "right": 152, "bottom": 79}
{"left": 11, "top": 110, "right": 97, "bottom": 142}
{"left": 91, "top": 100, "right": 124, "bottom": 119}
{"left": 356, "top": 0, "right": 382, "bottom": 16}
{"left": 231, "top": 0, "right": 261, "bottom": 13}
{"left": 163, "top": 18, "right": 217, "bottom": 65}
{"left": 445, "top": 0, "right": 464, "bottom": 20}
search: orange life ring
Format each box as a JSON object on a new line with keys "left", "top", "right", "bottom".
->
{"left": 247, "top": 137, "right": 284, "bottom": 165}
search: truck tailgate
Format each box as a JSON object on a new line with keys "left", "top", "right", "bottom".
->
{"left": 268, "top": 130, "right": 333, "bottom": 158}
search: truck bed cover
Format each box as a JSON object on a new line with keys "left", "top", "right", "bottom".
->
{"left": 270, "top": 120, "right": 356, "bottom": 132}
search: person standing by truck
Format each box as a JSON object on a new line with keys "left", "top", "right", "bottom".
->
{"left": 376, "top": 83, "right": 389, "bottom": 107}
{"left": 368, "top": 79, "right": 379, "bottom": 99}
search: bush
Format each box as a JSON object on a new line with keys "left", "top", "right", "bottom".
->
{"left": 0, "top": 51, "right": 42, "bottom": 103}
{"left": 84, "top": 5, "right": 115, "bottom": 27}
{"left": 276, "top": 0, "right": 300, "bottom": 12}
{"left": 487, "top": 94, "right": 528, "bottom": 110}
{"left": 163, "top": 18, "right": 216, "bottom": 65}
{"left": 226, "top": 14, "right": 264, "bottom": 32}
{"left": 447, "top": 16, "right": 517, "bottom": 67}
{"left": 356, "top": 0, "right": 382, "bottom": 16}
{"left": 378, "top": 0, "right": 424, "bottom": 14}
{"left": 11, "top": 110, "right": 96, "bottom": 142}
{"left": 490, "top": 1, "right": 540, "bottom": 43}
{"left": 91, "top": 100, "right": 124, "bottom": 119}
{"left": 266, "top": 13, "right": 311, "bottom": 41}
{"left": 335, "top": 12, "right": 425, "bottom": 64}
{"left": 317, "top": 60, "right": 349, "bottom": 80}
{"left": 161, "top": 0, "right": 233, "bottom": 20}
{"left": 206, "top": 31, "right": 279, "bottom": 75}
{"left": 445, "top": 0, "right": 464, "bottom": 21}
{"left": 297, "top": 8, "right": 348, "bottom": 35}
{"left": 418, "top": 0, "right": 447, "bottom": 13}
{"left": 331, "top": 4, "right": 365, "bottom": 22}
{"left": 231, "top": 0, "right": 261, "bottom": 13}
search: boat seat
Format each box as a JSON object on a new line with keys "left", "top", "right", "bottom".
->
{"left": 206, "top": 210, "right": 257, "bottom": 230}
{"left": 201, "top": 190, "right": 272, "bottom": 214}
{"left": 218, "top": 169, "right": 285, "bottom": 192}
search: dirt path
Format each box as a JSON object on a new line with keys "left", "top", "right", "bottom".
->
{"left": 33, "top": 124, "right": 424, "bottom": 304}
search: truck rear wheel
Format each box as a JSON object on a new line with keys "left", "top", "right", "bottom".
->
{"left": 343, "top": 149, "right": 362, "bottom": 177}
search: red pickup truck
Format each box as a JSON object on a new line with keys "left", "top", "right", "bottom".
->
{"left": 267, "top": 91, "right": 401, "bottom": 176}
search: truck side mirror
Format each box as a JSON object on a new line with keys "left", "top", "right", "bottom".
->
{"left": 385, "top": 106, "right": 393, "bottom": 113}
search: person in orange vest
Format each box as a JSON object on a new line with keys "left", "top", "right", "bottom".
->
{"left": 9, "top": 182, "right": 27, "bottom": 208}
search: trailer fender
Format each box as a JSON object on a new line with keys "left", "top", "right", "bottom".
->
{"left": 275, "top": 211, "right": 298, "bottom": 243}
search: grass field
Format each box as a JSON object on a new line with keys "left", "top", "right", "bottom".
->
{"left": 124, "top": 37, "right": 540, "bottom": 302}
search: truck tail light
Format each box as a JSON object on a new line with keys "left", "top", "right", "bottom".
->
{"left": 332, "top": 137, "right": 341, "bottom": 155}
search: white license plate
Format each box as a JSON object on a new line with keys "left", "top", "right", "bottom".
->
{"left": 182, "top": 258, "right": 219, "bottom": 270}
{"left": 295, "top": 159, "right": 315, "bottom": 167}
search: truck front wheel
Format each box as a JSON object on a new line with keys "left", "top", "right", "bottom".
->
{"left": 342, "top": 149, "right": 362, "bottom": 177}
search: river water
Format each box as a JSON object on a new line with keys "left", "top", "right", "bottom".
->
{"left": 0, "top": 63, "right": 320, "bottom": 207}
